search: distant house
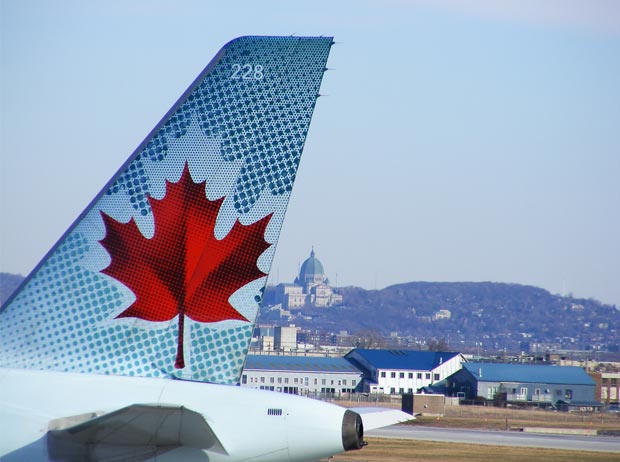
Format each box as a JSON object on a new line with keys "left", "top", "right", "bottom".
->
{"left": 447, "top": 362, "right": 600, "bottom": 410}
{"left": 345, "top": 349, "right": 464, "bottom": 395}
{"left": 241, "top": 354, "right": 362, "bottom": 396}
{"left": 432, "top": 309, "right": 452, "bottom": 321}
{"left": 600, "top": 372, "right": 620, "bottom": 404}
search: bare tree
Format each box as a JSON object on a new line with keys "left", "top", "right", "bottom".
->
{"left": 427, "top": 337, "right": 449, "bottom": 351}
{"left": 355, "top": 329, "right": 387, "bottom": 349}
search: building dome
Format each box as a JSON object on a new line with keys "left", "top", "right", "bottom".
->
{"left": 298, "top": 248, "right": 325, "bottom": 285}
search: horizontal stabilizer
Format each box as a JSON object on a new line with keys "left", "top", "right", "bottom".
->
{"left": 349, "top": 407, "right": 413, "bottom": 431}
{"left": 48, "top": 404, "right": 226, "bottom": 461}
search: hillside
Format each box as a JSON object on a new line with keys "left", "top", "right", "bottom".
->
{"left": 0, "top": 272, "right": 24, "bottom": 305}
{"left": 3, "top": 272, "right": 618, "bottom": 354}
{"left": 261, "top": 281, "right": 619, "bottom": 354}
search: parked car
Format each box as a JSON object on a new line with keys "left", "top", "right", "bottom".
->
{"left": 605, "top": 404, "right": 620, "bottom": 413}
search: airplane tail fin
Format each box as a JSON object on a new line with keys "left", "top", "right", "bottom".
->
{"left": 0, "top": 36, "right": 333, "bottom": 384}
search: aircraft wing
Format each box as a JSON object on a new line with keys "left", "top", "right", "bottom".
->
{"left": 47, "top": 404, "right": 226, "bottom": 462}
{"left": 349, "top": 407, "right": 414, "bottom": 431}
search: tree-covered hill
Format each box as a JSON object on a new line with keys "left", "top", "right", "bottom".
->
{"left": 3, "top": 272, "right": 617, "bottom": 353}
{"left": 262, "top": 281, "right": 619, "bottom": 353}
{"left": 0, "top": 272, "right": 24, "bottom": 305}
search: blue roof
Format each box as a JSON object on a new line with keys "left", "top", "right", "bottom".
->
{"left": 346, "top": 349, "right": 460, "bottom": 371}
{"left": 463, "top": 363, "right": 594, "bottom": 385}
{"left": 244, "top": 355, "right": 361, "bottom": 373}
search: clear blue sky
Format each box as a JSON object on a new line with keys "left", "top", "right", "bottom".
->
{"left": 1, "top": 1, "right": 619, "bottom": 306}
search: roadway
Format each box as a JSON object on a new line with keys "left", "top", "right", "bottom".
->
{"left": 366, "top": 425, "right": 620, "bottom": 453}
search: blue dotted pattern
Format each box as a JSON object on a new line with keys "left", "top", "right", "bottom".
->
{"left": 0, "top": 37, "right": 332, "bottom": 385}
{"left": 108, "top": 36, "right": 331, "bottom": 216}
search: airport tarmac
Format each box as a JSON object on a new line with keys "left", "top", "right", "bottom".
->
{"left": 367, "top": 425, "right": 620, "bottom": 453}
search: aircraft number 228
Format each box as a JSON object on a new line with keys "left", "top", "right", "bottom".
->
{"left": 230, "top": 64, "right": 264, "bottom": 80}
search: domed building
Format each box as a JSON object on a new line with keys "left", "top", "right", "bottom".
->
{"left": 295, "top": 248, "right": 326, "bottom": 286}
{"left": 275, "top": 249, "right": 342, "bottom": 309}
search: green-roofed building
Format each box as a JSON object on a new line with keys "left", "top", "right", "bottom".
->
{"left": 298, "top": 248, "right": 325, "bottom": 285}
{"left": 273, "top": 248, "right": 342, "bottom": 309}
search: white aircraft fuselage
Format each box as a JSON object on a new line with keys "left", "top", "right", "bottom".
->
{"left": 0, "top": 368, "right": 352, "bottom": 462}
{"left": 0, "top": 36, "right": 412, "bottom": 462}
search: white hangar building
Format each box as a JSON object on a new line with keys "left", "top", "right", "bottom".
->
{"left": 345, "top": 349, "right": 464, "bottom": 395}
{"left": 241, "top": 354, "right": 363, "bottom": 396}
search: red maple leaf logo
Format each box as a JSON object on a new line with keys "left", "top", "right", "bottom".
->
{"left": 99, "top": 163, "right": 272, "bottom": 369}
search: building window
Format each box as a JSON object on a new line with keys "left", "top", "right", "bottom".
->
{"left": 417, "top": 373, "right": 422, "bottom": 379}
{"left": 270, "top": 377, "right": 275, "bottom": 384}
{"left": 408, "top": 373, "right": 413, "bottom": 379}
{"left": 565, "top": 389, "right": 573, "bottom": 400}
{"left": 343, "top": 379, "right": 347, "bottom": 386}
{"left": 352, "top": 380, "right": 357, "bottom": 386}
{"left": 381, "top": 371, "right": 386, "bottom": 378}
{"left": 277, "top": 377, "right": 282, "bottom": 384}
{"left": 390, "top": 388, "right": 396, "bottom": 394}
{"left": 425, "top": 373, "right": 431, "bottom": 380}
{"left": 314, "top": 378, "right": 318, "bottom": 385}
{"left": 285, "top": 377, "right": 289, "bottom": 384}
{"left": 304, "top": 377, "right": 309, "bottom": 386}
{"left": 242, "top": 375, "right": 247, "bottom": 384}
{"left": 399, "top": 372, "right": 405, "bottom": 379}
{"left": 399, "top": 388, "right": 404, "bottom": 394}
{"left": 322, "top": 378, "right": 326, "bottom": 385}
{"left": 294, "top": 377, "right": 299, "bottom": 384}
{"left": 434, "top": 373, "right": 440, "bottom": 381}
{"left": 260, "top": 377, "right": 265, "bottom": 383}
{"left": 391, "top": 372, "right": 396, "bottom": 378}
